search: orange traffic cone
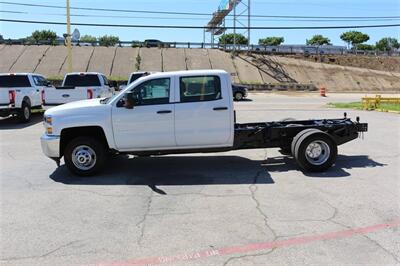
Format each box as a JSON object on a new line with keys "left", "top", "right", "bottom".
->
{"left": 320, "top": 87, "right": 326, "bottom": 97}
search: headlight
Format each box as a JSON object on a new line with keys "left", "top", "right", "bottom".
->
{"left": 45, "top": 116, "right": 52, "bottom": 125}
{"left": 46, "top": 127, "right": 53, "bottom": 135}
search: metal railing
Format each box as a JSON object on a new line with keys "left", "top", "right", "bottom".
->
{"left": 0, "top": 39, "right": 398, "bottom": 56}
{"left": 362, "top": 95, "right": 400, "bottom": 110}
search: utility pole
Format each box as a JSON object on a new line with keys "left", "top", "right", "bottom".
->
{"left": 233, "top": 1, "right": 236, "bottom": 53}
{"left": 66, "top": 0, "right": 72, "bottom": 72}
{"left": 248, "top": 0, "right": 250, "bottom": 51}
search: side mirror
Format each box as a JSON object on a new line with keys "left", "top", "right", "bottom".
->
{"left": 124, "top": 92, "right": 136, "bottom": 109}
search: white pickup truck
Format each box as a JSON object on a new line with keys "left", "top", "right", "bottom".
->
{"left": 41, "top": 70, "right": 368, "bottom": 176}
{"left": 0, "top": 73, "right": 51, "bottom": 122}
{"left": 43, "top": 72, "right": 113, "bottom": 105}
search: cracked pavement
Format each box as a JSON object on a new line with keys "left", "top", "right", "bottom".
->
{"left": 0, "top": 93, "right": 399, "bottom": 265}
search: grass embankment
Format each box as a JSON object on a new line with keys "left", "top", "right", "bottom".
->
{"left": 328, "top": 102, "right": 400, "bottom": 112}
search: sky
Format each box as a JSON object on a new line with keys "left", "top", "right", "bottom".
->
{"left": 0, "top": 0, "right": 399, "bottom": 46}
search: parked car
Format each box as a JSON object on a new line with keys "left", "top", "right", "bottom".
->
{"left": 40, "top": 70, "right": 368, "bottom": 176}
{"left": 232, "top": 84, "right": 248, "bottom": 101}
{"left": 0, "top": 73, "right": 51, "bottom": 122}
{"left": 43, "top": 72, "right": 113, "bottom": 105}
{"left": 144, "top": 39, "right": 165, "bottom": 48}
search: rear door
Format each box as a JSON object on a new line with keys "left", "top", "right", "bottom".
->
{"left": 174, "top": 74, "right": 233, "bottom": 147}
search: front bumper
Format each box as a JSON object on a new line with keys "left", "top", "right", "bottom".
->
{"left": 41, "top": 134, "right": 60, "bottom": 158}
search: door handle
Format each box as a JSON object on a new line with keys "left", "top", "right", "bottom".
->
{"left": 213, "top": 107, "right": 228, "bottom": 111}
{"left": 157, "top": 110, "right": 172, "bottom": 114}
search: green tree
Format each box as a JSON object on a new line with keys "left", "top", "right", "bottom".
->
{"left": 80, "top": 35, "right": 97, "bottom": 43}
{"left": 375, "top": 37, "right": 399, "bottom": 52}
{"left": 219, "top": 33, "right": 248, "bottom": 45}
{"left": 340, "top": 31, "right": 370, "bottom": 49}
{"left": 357, "top": 44, "right": 375, "bottom": 51}
{"left": 98, "top": 35, "right": 120, "bottom": 47}
{"left": 30, "top": 30, "right": 57, "bottom": 44}
{"left": 258, "top": 37, "right": 284, "bottom": 46}
{"left": 306, "top": 35, "right": 331, "bottom": 46}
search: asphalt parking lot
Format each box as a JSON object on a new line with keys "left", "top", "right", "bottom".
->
{"left": 1, "top": 93, "right": 399, "bottom": 266}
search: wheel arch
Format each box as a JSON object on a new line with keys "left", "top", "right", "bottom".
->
{"left": 22, "top": 96, "right": 31, "bottom": 106}
{"left": 60, "top": 126, "right": 109, "bottom": 157}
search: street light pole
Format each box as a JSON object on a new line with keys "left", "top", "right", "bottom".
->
{"left": 66, "top": 0, "right": 72, "bottom": 72}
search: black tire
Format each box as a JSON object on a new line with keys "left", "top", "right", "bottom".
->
{"left": 234, "top": 92, "right": 244, "bottom": 101}
{"left": 18, "top": 101, "right": 31, "bottom": 123}
{"left": 290, "top": 128, "right": 319, "bottom": 156}
{"left": 64, "top": 137, "right": 106, "bottom": 176}
{"left": 294, "top": 130, "right": 337, "bottom": 172}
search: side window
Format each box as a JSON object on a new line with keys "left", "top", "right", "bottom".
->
{"left": 102, "top": 75, "right": 109, "bottom": 86}
{"left": 33, "top": 76, "right": 47, "bottom": 86}
{"left": 32, "top": 76, "right": 40, "bottom": 86}
{"left": 38, "top": 76, "right": 48, "bottom": 86}
{"left": 132, "top": 78, "right": 170, "bottom": 106}
{"left": 180, "top": 76, "right": 221, "bottom": 103}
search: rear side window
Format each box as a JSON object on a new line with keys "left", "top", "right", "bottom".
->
{"left": 180, "top": 76, "right": 221, "bottom": 103}
{"left": 64, "top": 74, "right": 101, "bottom": 87}
{"left": 0, "top": 75, "right": 31, "bottom": 87}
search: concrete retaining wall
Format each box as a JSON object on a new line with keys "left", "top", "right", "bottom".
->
{"left": 87, "top": 47, "right": 116, "bottom": 76}
{"left": 162, "top": 48, "right": 186, "bottom": 71}
{"left": 1, "top": 45, "right": 399, "bottom": 92}
{"left": 35, "top": 46, "right": 67, "bottom": 77}
{"left": 0, "top": 45, "right": 26, "bottom": 73}
{"left": 185, "top": 49, "right": 211, "bottom": 70}
{"left": 111, "top": 47, "right": 139, "bottom": 79}
{"left": 139, "top": 48, "right": 162, "bottom": 72}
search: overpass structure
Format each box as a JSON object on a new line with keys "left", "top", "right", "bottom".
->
{"left": 205, "top": 0, "right": 250, "bottom": 51}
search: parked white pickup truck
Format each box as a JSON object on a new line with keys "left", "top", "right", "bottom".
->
{"left": 43, "top": 72, "right": 113, "bottom": 105}
{"left": 41, "top": 70, "right": 368, "bottom": 176}
{"left": 0, "top": 73, "right": 51, "bottom": 122}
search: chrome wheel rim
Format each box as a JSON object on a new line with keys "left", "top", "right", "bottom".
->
{"left": 235, "top": 93, "right": 243, "bottom": 100}
{"left": 305, "top": 140, "right": 330, "bottom": 165}
{"left": 72, "top": 145, "right": 97, "bottom": 171}
{"left": 24, "top": 106, "right": 30, "bottom": 119}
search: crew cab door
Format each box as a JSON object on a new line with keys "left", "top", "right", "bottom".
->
{"left": 174, "top": 75, "right": 233, "bottom": 147}
{"left": 111, "top": 77, "right": 176, "bottom": 150}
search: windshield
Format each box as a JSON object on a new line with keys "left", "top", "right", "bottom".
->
{"left": 0, "top": 75, "right": 30, "bottom": 87}
{"left": 64, "top": 74, "right": 101, "bottom": 87}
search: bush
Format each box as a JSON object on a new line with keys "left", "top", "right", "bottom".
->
{"left": 98, "top": 35, "right": 120, "bottom": 47}
{"left": 219, "top": 33, "right": 248, "bottom": 45}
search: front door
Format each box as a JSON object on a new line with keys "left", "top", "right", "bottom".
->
{"left": 112, "top": 77, "right": 176, "bottom": 150}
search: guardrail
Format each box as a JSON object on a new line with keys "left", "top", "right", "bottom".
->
{"left": 1, "top": 39, "right": 398, "bottom": 56}
{"left": 362, "top": 95, "right": 400, "bottom": 110}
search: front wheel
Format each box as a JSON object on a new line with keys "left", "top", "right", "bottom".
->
{"left": 64, "top": 137, "right": 106, "bottom": 176}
